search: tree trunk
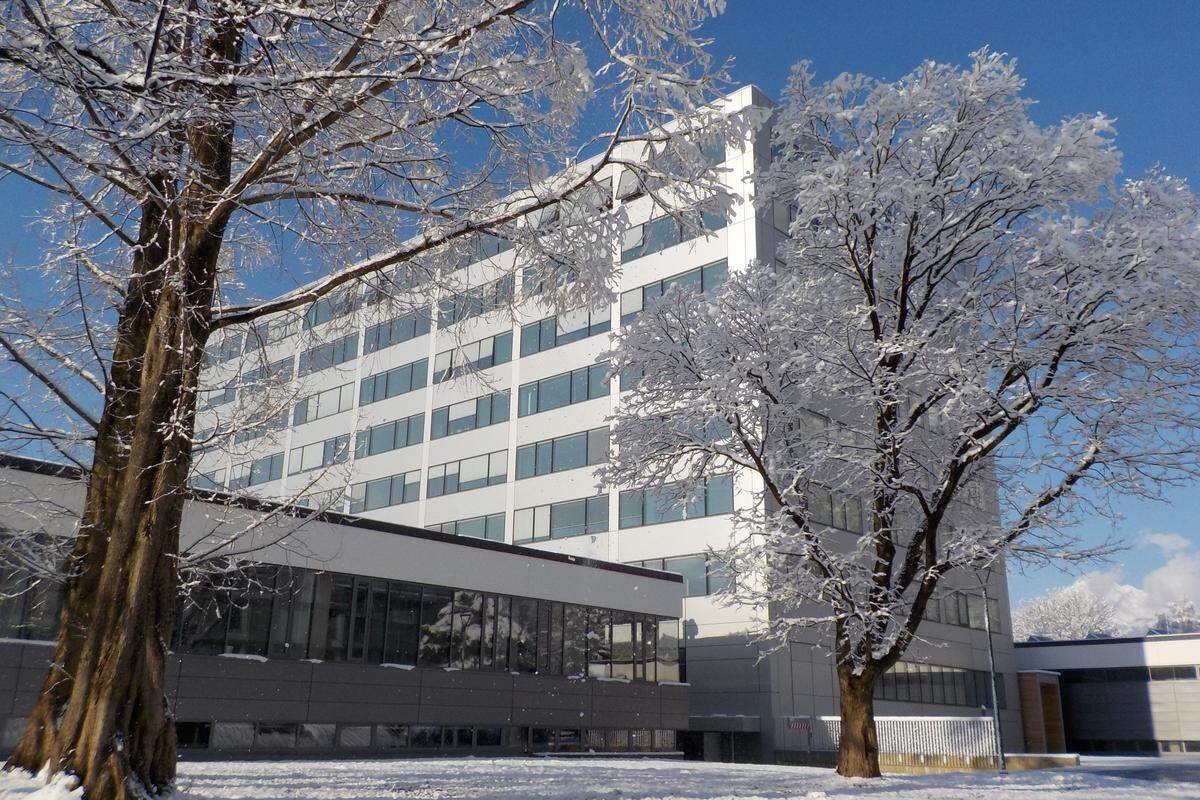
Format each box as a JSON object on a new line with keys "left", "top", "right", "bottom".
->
{"left": 5, "top": 187, "right": 220, "bottom": 797}
{"left": 836, "top": 665, "right": 882, "bottom": 778}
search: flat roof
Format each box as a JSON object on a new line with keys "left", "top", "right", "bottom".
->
{"left": 0, "top": 452, "right": 682, "bottom": 585}
{"left": 1015, "top": 632, "right": 1200, "bottom": 648}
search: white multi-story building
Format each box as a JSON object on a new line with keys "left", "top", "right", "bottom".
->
{"left": 192, "top": 86, "right": 1022, "bottom": 762}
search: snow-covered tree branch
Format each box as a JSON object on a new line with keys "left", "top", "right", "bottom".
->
{"left": 0, "top": 0, "right": 735, "bottom": 794}
{"left": 603, "top": 49, "right": 1200, "bottom": 777}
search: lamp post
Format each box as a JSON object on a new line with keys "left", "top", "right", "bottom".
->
{"left": 977, "top": 566, "right": 1007, "bottom": 775}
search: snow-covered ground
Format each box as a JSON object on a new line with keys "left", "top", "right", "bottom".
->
{"left": 3, "top": 756, "right": 1199, "bottom": 800}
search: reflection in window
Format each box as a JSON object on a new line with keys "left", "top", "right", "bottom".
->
{"left": 432, "top": 332, "right": 513, "bottom": 383}
{"left": 620, "top": 260, "right": 728, "bottom": 326}
{"left": 518, "top": 363, "right": 608, "bottom": 417}
{"left": 363, "top": 307, "right": 431, "bottom": 354}
{"left": 430, "top": 392, "right": 509, "bottom": 439}
{"left": 519, "top": 307, "right": 610, "bottom": 357}
{"left": 514, "top": 496, "right": 608, "bottom": 543}
{"left": 359, "top": 358, "right": 428, "bottom": 405}
{"left": 618, "top": 475, "right": 733, "bottom": 528}
{"left": 348, "top": 470, "right": 420, "bottom": 512}
{"left": 428, "top": 513, "right": 505, "bottom": 542}
{"left": 515, "top": 428, "right": 608, "bottom": 479}
{"left": 355, "top": 413, "right": 424, "bottom": 459}
{"left": 297, "top": 333, "right": 358, "bottom": 377}
{"left": 620, "top": 210, "right": 724, "bottom": 263}
{"left": 427, "top": 451, "right": 507, "bottom": 497}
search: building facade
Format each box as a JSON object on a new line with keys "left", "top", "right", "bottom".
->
{"left": 9, "top": 85, "right": 1019, "bottom": 762}
{"left": 1016, "top": 633, "right": 1200, "bottom": 755}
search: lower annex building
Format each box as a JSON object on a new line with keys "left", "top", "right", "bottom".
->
{"left": 0, "top": 456, "right": 687, "bottom": 757}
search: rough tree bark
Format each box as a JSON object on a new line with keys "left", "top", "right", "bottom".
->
{"left": 835, "top": 664, "right": 882, "bottom": 778}
{"left": 5, "top": 18, "right": 240, "bottom": 798}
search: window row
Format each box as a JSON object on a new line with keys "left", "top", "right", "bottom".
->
{"left": 428, "top": 513, "right": 505, "bottom": 542}
{"left": 360, "top": 358, "right": 428, "bottom": 405}
{"left": 171, "top": 565, "right": 680, "bottom": 682}
{"left": 518, "top": 362, "right": 608, "bottom": 417}
{"left": 174, "top": 721, "right": 675, "bottom": 755}
{"left": 515, "top": 427, "right": 608, "bottom": 479}
{"left": 515, "top": 496, "right": 609, "bottom": 543}
{"left": 433, "top": 331, "right": 512, "bottom": 383}
{"left": 806, "top": 486, "right": 867, "bottom": 534}
{"left": 618, "top": 476, "right": 734, "bottom": 529}
{"left": 197, "top": 427, "right": 611, "bottom": 496}
{"left": 620, "top": 210, "right": 724, "bottom": 263}
{"left": 431, "top": 391, "right": 509, "bottom": 439}
{"left": 626, "top": 554, "right": 729, "bottom": 598}
{"left": 292, "top": 383, "right": 355, "bottom": 427}
{"left": 427, "top": 451, "right": 507, "bottom": 497}
{"left": 355, "top": 413, "right": 425, "bottom": 459}
{"left": 619, "top": 260, "right": 728, "bottom": 326}
{"left": 349, "top": 470, "right": 421, "bottom": 513}
{"left": 875, "top": 661, "right": 1007, "bottom": 710}
{"left": 1058, "top": 665, "right": 1199, "bottom": 684}
{"left": 243, "top": 356, "right": 295, "bottom": 386}
{"left": 229, "top": 453, "right": 284, "bottom": 490}
{"left": 288, "top": 434, "right": 349, "bottom": 476}
{"left": 437, "top": 274, "right": 514, "bottom": 328}
{"left": 297, "top": 332, "right": 358, "bottom": 377}
{"left": 519, "top": 307, "right": 610, "bottom": 358}
{"left": 363, "top": 307, "right": 431, "bottom": 354}
{"left": 231, "top": 408, "right": 289, "bottom": 445}
{"left": 923, "top": 589, "right": 1003, "bottom": 634}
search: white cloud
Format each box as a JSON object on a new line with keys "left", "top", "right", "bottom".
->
{"left": 1039, "top": 530, "right": 1200, "bottom": 636}
{"left": 1142, "top": 531, "right": 1191, "bottom": 554}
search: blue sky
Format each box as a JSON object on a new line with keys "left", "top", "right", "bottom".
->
{"left": 703, "top": 0, "right": 1200, "bottom": 605}
{"left": 0, "top": 1, "right": 1197, "bottom": 606}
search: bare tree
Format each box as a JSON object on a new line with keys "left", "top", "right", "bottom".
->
{"left": 603, "top": 50, "right": 1200, "bottom": 777}
{"left": 0, "top": 0, "right": 734, "bottom": 795}
{"left": 1011, "top": 583, "right": 1117, "bottom": 642}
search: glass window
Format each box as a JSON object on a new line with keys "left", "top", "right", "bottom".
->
{"left": 452, "top": 591, "right": 484, "bottom": 670}
{"left": 360, "top": 359, "right": 428, "bottom": 405}
{"left": 550, "top": 499, "right": 587, "bottom": 539}
{"left": 377, "top": 725, "right": 408, "bottom": 749}
{"left": 664, "top": 555, "right": 707, "bottom": 597}
{"left": 656, "top": 620, "right": 680, "bottom": 683}
{"left": 337, "top": 725, "right": 372, "bottom": 748}
{"left": 409, "top": 726, "right": 443, "bottom": 749}
{"left": 383, "top": 583, "right": 421, "bottom": 665}
{"left": 253, "top": 723, "right": 297, "bottom": 749}
{"left": 510, "top": 598, "right": 539, "bottom": 673}
{"left": 516, "top": 428, "right": 607, "bottom": 479}
{"left": 611, "top": 613, "right": 634, "bottom": 680}
{"left": 211, "top": 722, "right": 254, "bottom": 750}
{"left": 519, "top": 308, "right": 610, "bottom": 357}
{"left": 587, "top": 609, "right": 610, "bottom": 678}
{"left": 430, "top": 392, "right": 508, "bottom": 439}
{"left": 618, "top": 489, "right": 643, "bottom": 529}
{"left": 418, "top": 588, "right": 454, "bottom": 668}
{"left": 552, "top": 432, "right": 587, "bottom": 472}
{"left": 427, "top": 451, "right": 506, "bottom": 497}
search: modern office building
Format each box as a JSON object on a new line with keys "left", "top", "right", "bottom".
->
{"left": 0, "top": 86, "right": 1022, "bottom": 762}
{"left": 0, "top": 455, "right": 688, "bottom": 756}
{"left": 1016, "top": 633, "right": 1200, "bottom": 755}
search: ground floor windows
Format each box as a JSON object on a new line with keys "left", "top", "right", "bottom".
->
{"left": 175, "top": 721, "right": 677, "bottom": 753}
{"left": 161, "top": 563, "right": 680, "bottom": 682}
{"left": 875, "top": 661, "right": 1006, "bottom": 709}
